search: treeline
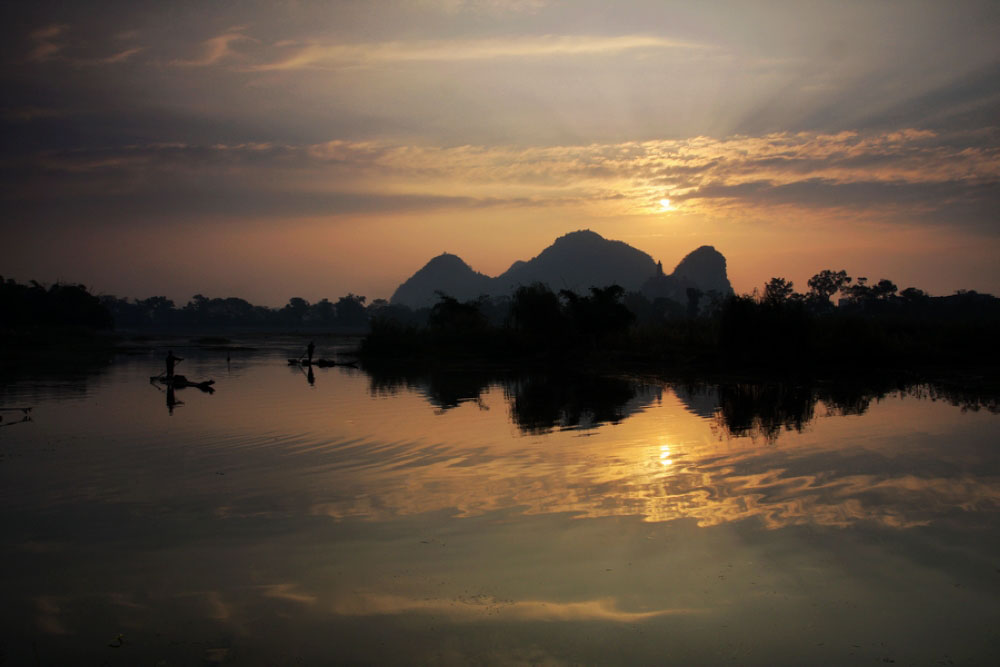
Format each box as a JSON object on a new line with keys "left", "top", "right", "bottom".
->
{"left": 0, "top": 277, "right": 380, "bottom": 333}
{"left": 101, "top": 293, "right": 371, "bottom": 331}
{"left": 0, "top": 277, "right": 113, "bottom": 331}
{"left": 4, "top": 271, "right": 1000, "bottom": 374}
{"left": 362, "top": 270, "right": 1000, "bottom": 372}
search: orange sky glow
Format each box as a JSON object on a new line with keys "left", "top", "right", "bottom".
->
{"left": 1, "top": 1, "right": 998, "bottom": 305}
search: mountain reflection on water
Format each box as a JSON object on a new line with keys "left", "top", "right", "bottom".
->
{"left": 1, "top": 349, "right": 998, "bottom": 665}
{"left": 349, "top": 364, "right": 1000, "bottom": 531}
{"left": 364, "top": 364, "right": 998, "bottom": 440}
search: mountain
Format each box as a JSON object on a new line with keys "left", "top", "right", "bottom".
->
{"left": 389, "top": 253, "right": 493, "bottom": 309}
{"left": 672, "top": 245, "right": 733, "bottom": 295}
{"left": 494, "top": 230, "right": 659, "bottom": 294}
{"left": 641, "top": 245, "right": 733, "bottom": 303}
{"left": 389, "top": 231, "right": 733, "bottom": 308}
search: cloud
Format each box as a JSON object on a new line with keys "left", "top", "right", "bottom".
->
{"left": 1, "top": 106, "right": 66, "bottom": 122}
{"left": 26, "top": 24, "right": 68, "bottom": 62}
{"left": 248, "top": 34, "right": 704, "bottom": 71}
{"left": 22, "top": 23, "right": 142, "bottom": 67}
{"left": 172, "top": 28, "right": 253, "bottom": 67}
{"left": 83, "top": 47, "right": 143, "bottom": 65}
{"left": 4, "top": 126, "right": 997, "bottom": 232}
{"left": 259, "top": 584, "right": 318, "bottom": 605}
{"left": 330, "top": 592, "right": 703, "bottom": 622}
{"left": 408, "top": 0, "right": 548, "bottom": 15}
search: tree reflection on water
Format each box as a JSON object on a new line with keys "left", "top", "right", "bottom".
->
{"left": 363, "top": 364, "right": 998, "bottom": 441}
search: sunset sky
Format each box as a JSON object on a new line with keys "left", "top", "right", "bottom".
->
{"left": 2, "top": 0, "right": 998, "bottom": 306}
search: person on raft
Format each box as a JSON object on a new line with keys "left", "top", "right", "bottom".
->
{"left": 306, "top": 341, "right": 315, "bottom": 364}
{"left": 166, "top": 350, "right": 183, "bottom": 379}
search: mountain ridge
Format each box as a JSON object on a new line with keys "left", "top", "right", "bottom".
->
{"left": 390, "top": 230, "right": 733, "bottom": 308}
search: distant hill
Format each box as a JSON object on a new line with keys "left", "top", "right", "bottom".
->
{"left": 390, "top": 253, "right": 493, "bottom": 309}
{"left": 390, "top": 230, "right": 733, "bottom": 308}
{"left": 641, "top": 245, "right": 734, "bottom": 303}
{"left": 494, "top": 230, "right": 658, "bottom": 295}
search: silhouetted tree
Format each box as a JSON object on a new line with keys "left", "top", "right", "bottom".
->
{"left": 841, "top": 277, "right": 872, "bottom": 304}
{"left": 335, "top": 293, "right": 368, "bottom": 327}
{"left": 184, "top": 294, "right": 210, "bottom": 321}
{"left": 138, "top": 296, "right": 176, "bottom": 326}
{"left": 368, "top": 298, "right": 390, "bottom": 312}
{"left": 0, "top": 278, "right": 112, "bottom": 330}
{"left": 872, "top": 279, "right": 898, "bottom": 300}
{"left": 807, "top": 269, "right": 851, "bottom": 306}
{"left": 280, "top": 297, "right": 310, "bottom": 327}
{"left": 508, "top": 283, "right": 565, "bottom": 336}
{"left": 561, "top": 285, "right": 635, "bottom": 340}
{"left": 429, "top": 293, "right": 487, "bottom": 334}
{"left": 763, "top": 277, "right": 795, "bottom": 305}
{"left": 900, "top": 287, "right": 929, "bottom": 303}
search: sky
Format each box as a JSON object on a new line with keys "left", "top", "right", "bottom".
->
{"left": 1, "top": 0, "right": 998, "bottom": 306}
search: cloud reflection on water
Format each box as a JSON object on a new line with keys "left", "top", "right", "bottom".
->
{"left": 2, "top": 355, "right": 998, "bottom": 665}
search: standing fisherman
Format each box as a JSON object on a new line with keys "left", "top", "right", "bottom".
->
{"left": 306, "top": 340, "right": 315, "bottom": 365}
{"left": 166, "top": 350, "right": 183, "bottom": 379}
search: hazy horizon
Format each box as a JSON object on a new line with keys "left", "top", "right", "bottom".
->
{"left": 2, "top": 1, "right": 998, "bottom": 306}
{"left": 3, "top": 228, "right": 989, "bottom": 309}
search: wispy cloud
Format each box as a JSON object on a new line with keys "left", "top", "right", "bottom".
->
{"left": 27, "top": 24, "right": 69, "bottom": 62}
{"left": 172, "top": 28, "right": 253, "bottom": 67}
{"left": 1, "top": 106, "right": 66, "bottom": 122}
{"left": 23, "top": 24, "right": 142, "bottom": 67}
{"left": 330, "top": 592, "right": 703, "bottom": 622}
{"left": 12, "top": 127, "right": 999, "bottom": 231}
{"left": 409, "top": 0, "right": 548, "bottom": 15}
{"left": 248, "top": 34, "right": 704, "bottom": 71}
{"left": 80, "top": 47, "right": 144, "bottom": 66}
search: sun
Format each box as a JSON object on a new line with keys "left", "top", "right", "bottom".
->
{"left": 659, "top": 198, "right": 673, "bottom": 211}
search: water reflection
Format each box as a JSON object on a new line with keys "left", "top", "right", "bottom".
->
{"left": 364, "top": 364, "right": 997, "bottom": 440}
{"left": 2, "top": 352, "right": 999, "bottom": 665}
{"left": 225, "top": 366, "right": 993, "bottom": 532}
{"left": 0, "top": 407, "right": 33, "bottom": 428}
{"left": 365, "top": 365, "right": 494, "bottom": 410}
{"left": 506, "top": 374, "right": 658, "bottom": 433}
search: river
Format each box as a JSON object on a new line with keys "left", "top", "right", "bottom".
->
{"left": 1, "top": 339, "right": 998, "bottom": 665}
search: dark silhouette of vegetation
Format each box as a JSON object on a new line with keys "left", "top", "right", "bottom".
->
{"left": 1, "top": 277, "right": 112, "bottom": 330}
{"left": 806, "top": 269, "right": 851, "bottom": 307}
{"left": 5, "top": 265, "right": 998, "bottom": 380}
{"left": 360, "top": 271, "right": 1000, "bottom": 376}
{"left": 1, "top": 277, "right": 117, "bottom": 374}
{"left": 561, "top": 285, "right": 636, "bottom": 342}
{"left": 100, "top": 291, "right": 375, "bottom": 332}
{"left": 762, "top": 277, "right": 796, "bottom": 305}
{"left": 362, "top": 283, "right": 639, "bottom": 362}
{"left": 508, "top": 283, "right": 565, "bottom": 340}
{"left": 429, "top": 292, "right": 489, "bottom": 335}
{"left": 2, "top": 276, "right": 388, "bottom": 339}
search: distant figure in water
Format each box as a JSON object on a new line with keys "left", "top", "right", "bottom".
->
{"left": 306, "top": 340, "right": 315, "bottom": 364}
{"left": 166, "top": 350, "right": 183, "bottom": 379}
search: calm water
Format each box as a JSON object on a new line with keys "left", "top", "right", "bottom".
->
{"left": 1, "top": 341, "right": 998, "bottom": 665}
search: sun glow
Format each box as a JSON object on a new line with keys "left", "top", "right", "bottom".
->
{"left": 659, "top": 444, "right": 673, "bottom": 467}
{"left": 659, "top": 198, "right": 673, "bottom": 211}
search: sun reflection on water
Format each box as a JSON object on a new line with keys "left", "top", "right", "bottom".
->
{"left": 659, "top": 442, "right": 674, "bottom": 467}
